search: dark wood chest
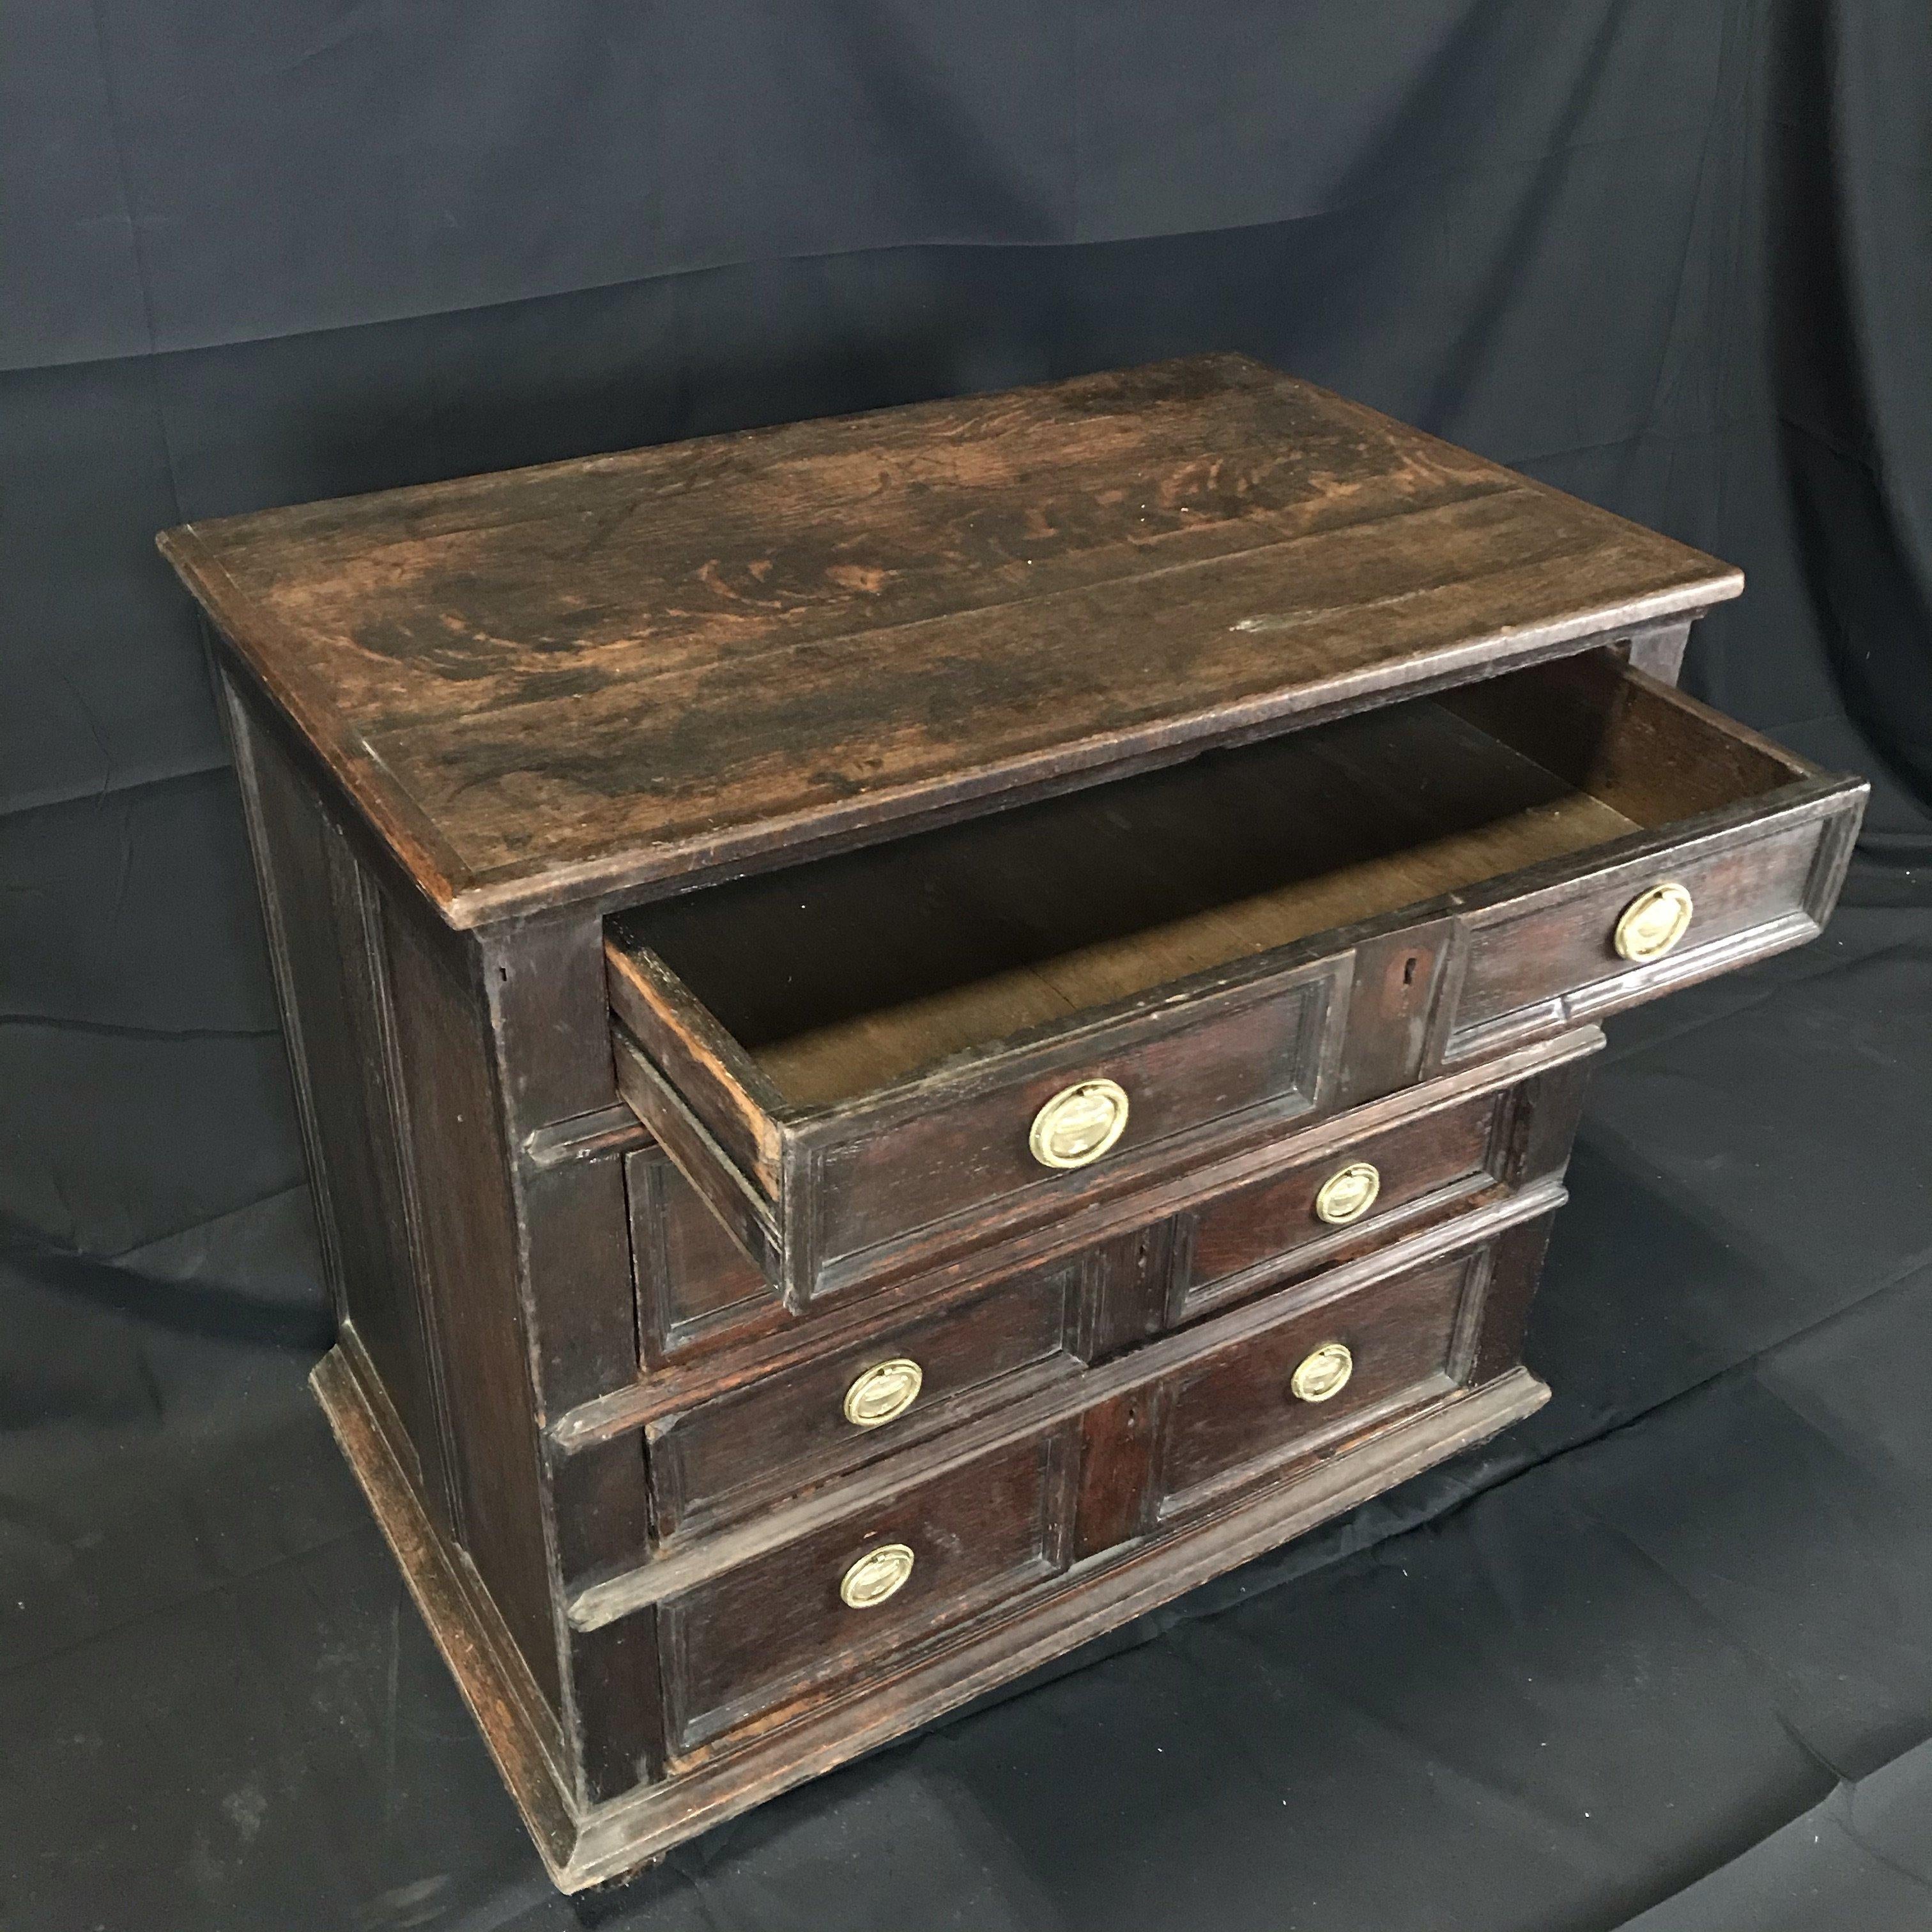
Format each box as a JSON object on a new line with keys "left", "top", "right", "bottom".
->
{"left": 160, "top": 355, "right": 1866, "bottom": 1889}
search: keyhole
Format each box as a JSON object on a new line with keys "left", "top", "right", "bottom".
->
{"left": 1402, "top": 954, "right": 1419, "bottom": 988}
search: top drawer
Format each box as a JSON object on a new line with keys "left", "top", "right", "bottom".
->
{"left": 609, "top": 650, "right": 1864, "bottom": 1308}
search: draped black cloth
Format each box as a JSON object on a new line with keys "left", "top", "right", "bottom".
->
{"left": 4, "top": 4, "right": 1929, "bottom": 1925}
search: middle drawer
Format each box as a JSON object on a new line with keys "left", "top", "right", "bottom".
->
{"left": 648, "top": 1261, "right": 1085, "bottom": 1542}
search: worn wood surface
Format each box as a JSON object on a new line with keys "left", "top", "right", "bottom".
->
{"left": 222, "top": 681, "right": 449, "bottom": 1522}
{"left": 650, "top": 1262, "right": 1082, "bottom": 1542}
{"left": 318, "top": 1319, "right": 1545, "bottom": 1889}
{"left": 190, "top": 359, "right": 1871, "bottom": 1890}
{"left": 159, "top": 354, "right": 1741, "bottom": 926}
{"left": 613, "top": 655, "right": 1833, "bottom": 1108}
{"left": 223, "top": 660, "right": 661, "bottom": 1789}
{"left": 647, "top": 1200, "right": 1558, "bottom": 1762}
{"left": 663, "top": 1430, "right": 1074, "bottom": 1754}
{"left": 625, "top": 1142, "right": 779, "bottom": 1360}
{"left": 1156, "top": 1249, "right": 1476, "bottom": 1513}
{"left": 1179, "top": 1085, "right": 1503, "bottom": 1309}
{"left": 570, "top": 1182, "right": 1568, "bottom": 1629}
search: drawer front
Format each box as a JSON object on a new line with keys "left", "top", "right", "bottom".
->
{"left": 1158, "top": 1246, "right": 1483, "bottom": 1515}
{"left": 809, "top": 965, "right": 1342, "bottom": 1296}
{"left": 1176, "top": 1086, "right": 1504, "bottom": 1315}
{"left": 650, "top": 1263, "right": 1082, "bottom": 1540}
{"left": 661, "top": 1430, "right": 1071, "bottom": 1753}
{"left": 1446, "top": 811, "right": 1835, "bottom": 1062}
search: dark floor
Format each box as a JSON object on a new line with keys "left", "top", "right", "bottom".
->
{"left": 4, "top": 806, "right": 1929, "bottom": 1931}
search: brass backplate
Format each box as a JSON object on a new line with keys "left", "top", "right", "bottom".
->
{"left": 839, "top": 1542, "right": 916, "bottom": 1609}
{"left": 1614, "top": 880, "right": 1694, "bottom": 963}
{"left": 842, "top": 1358, "right": 923, "bottom": 1429}
{"left": 1029, "top": 1078, "right": 1130, "bottom": 1170}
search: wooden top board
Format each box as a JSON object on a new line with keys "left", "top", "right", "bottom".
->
{"left": 158, "top": 353, "right": 1740, "bottom": 928}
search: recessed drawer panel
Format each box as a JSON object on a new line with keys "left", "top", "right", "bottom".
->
{"left": 1158, "top": 1247, "right": 1482, "bottom": 1515}
{"left": 1179, "top": 1087, "right": 1503, "bottom": 1314}
{"left": 810, "top": 974, "right": 1334, "bottom": 1275}
{"left": 610, "top": 952, "right": 1343, "bottom": 1311}
{"left": 650, "top": 1263, "right": 1081, "bottom": 1541}
{"left": 661, "top": 1431, "right": 1070, "bottom": 1754}
{"left": 608, "top": 650, "right": 1863, "bottom": 1309}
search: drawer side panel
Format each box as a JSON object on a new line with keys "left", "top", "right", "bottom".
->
{"left": 626, "top": 1144, "right": 780, "bottom": 1361}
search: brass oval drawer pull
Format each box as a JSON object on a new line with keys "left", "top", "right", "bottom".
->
{"left": 839, "top": 1542, "right": 915, "bottom": 1609}
{"left": 1290, "top": 1342, "right": 1354, "bottom": 1404}
{"left": 842, "top": 1357, "right": 924, "bottom": 1429}
{"left": 1614, "top": 881, "right": 1694, "bottom": 963}
{"left": 1314, "top": 1160, "right": 1381, "bottom": 1226}
{"left": 1029, "top": 1078, "right": 1130, "bottom": 1170}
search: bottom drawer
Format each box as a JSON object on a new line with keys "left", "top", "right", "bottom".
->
{"left": 1157, "top": 1246, "right": 1484, "bottom": 1515}
{"left": 646, "top": 1198, "right": 1556, "bottom": 1761}
{"left": 661, "top": 1430, "right": 1073, "bottom": 1752}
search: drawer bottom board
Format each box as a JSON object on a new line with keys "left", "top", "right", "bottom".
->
{"left": 313, "top": 1336, "right": 1545, "bottom": 1892}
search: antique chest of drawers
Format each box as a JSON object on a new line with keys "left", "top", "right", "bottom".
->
{"left": 159, "top": 355, "right": 1866, "bottom": 1890}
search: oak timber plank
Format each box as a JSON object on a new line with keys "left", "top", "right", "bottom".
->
{"left": 358, "top": 489, "right": 1708, "bottom": 893}
{"left": 159, "top": 355, "right": 1740, "bottom": 925}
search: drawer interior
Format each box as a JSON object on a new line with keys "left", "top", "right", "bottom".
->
{"left": 613, "top": 650, "right": 1810, "bottom": 1108}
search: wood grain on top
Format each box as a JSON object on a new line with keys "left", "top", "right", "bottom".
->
{"left": 158, "top": 355, "right": 1741, "bottom": 926}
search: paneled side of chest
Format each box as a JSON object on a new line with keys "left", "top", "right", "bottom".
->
{"left": 216, "top": 679, "right": 659, "bottom": 1843}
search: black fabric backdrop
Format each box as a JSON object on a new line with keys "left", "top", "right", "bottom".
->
{"left": 3, "top": 4, "right": 1929, "bottom": 1927}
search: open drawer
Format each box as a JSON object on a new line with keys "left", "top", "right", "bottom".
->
{"left": 607, "top": 649, "right": 1865, "bottom": 1307}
